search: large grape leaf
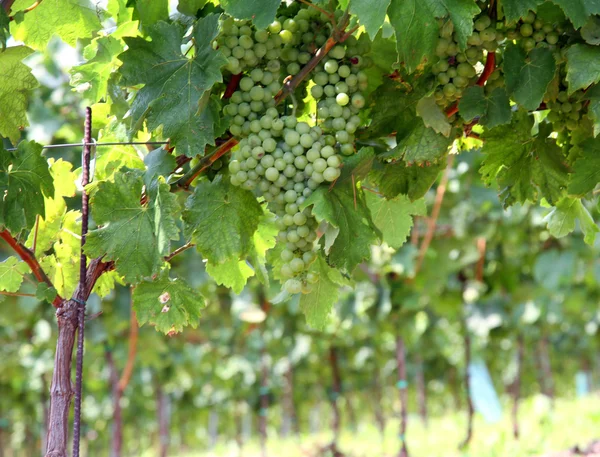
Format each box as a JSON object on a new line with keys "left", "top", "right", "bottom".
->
{"left": 424, "top": 0, "right": 480, "bottom": 50}
{"left": 183, "top": 176, "right": 264, "bottom": 265}
{"left": 395, "top": 121, "right": 453, "bottom": 164}
{"left": 365, "top": 193, "right": 426, "bottom": 249}
{"left": 550, "top": 0, "right": 600, "bottom": 29}
{"left": 0, "top": 141, "right": 54, "bottom": 233}
{"left": 206, "top": 259, "right": 254, "bottom": 295}
{"left": 85, "top": 171, "right": 180, "bottom": 283}
{"left": 565, "top": 44, "right": 600, "bottom": 93}
{"left": 119, "top": 15, "right": 228, "bottom": 156}
{"left": 0, "top": 8, "right": 9, "bottom": 50}
{"left": 0, "top": 257, "right": 29, "bottom": 293}
{"left": 504, "top": 44, "right": 556, "bottom": 111}
{"left": 133, "top": 271, "right": 205, "bottom": 334}
{"left": 132, "top": 0, "right": 168, "bottom": 28}
{"left": 94, "top": 121, "right": 145, "bottom": 181}
{"left": 0, "top": 46, "right": 38, "bottom": 144}
{"left": 458, "top": 86, "right": 512, "bottom": 129}
{"left": 219, "top": 0, "right": 280, "bottom": 29}
{"left": 302, "top": 185, "right": 379, "bottom": 272}
{"left": 178, "top": 0, "right": 208, "bottom": 16}
{"left": 502, "top": 0, "right": 544, "bottom": 23}
{"left": 584, "top": 84, "right": 600, "bottom": 137}
{"left": 568, "top": 138, "right": 600, "bottom": 196}
{"left": 369, "top": 158, "right": 446, "bottom": 201}
{"left": 544, "top": 197, "right": 598, "bottom": 245}
{"left": 299, "top": 255, "right": 350, "bottom": 330}
{"left": 9, "top": 0, "right": 101, "bottom": 50}
{"left": 350, "top": 0, "right": 392, "bottom": 40}
{"left": 70, "top": 36, "right": 125, "bottom": 104}
{"left": 416, "top": 96, "right": 452, "bottom": 138}
{"left": 480, "top": 114, "right": 568, "bottom": 207}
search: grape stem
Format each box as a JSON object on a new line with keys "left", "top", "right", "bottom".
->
{"left": 0, "top": 229, "right": 64, "bottom": 307}
{"left": 7, "top": 0, "right": 42, "bottom": 20}
{"left": 173, "top": 137, "right": 239, "bottom": 189}
{"left": 298, "top": 0, "right": 336, "bottom": 23}
{"left": 446, "top": 52, "right": 497, "bottom": 118}
{"left": 223, "top": 73, "right": 243, "bottom": 99}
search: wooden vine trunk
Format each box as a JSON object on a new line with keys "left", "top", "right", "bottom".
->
{"left": 395, "top": 336, "right": 408, "bottom": 457}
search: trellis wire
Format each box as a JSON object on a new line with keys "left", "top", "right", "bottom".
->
{"left": 4, "top": 140, "right": 170, "bottom": 152}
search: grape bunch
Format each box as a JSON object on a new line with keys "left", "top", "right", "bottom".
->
{"left": 505, "top": 11, "right": 562, "bottom": 52}
{"left": 310, "top": 40, "right": 369, "bottom": 156}
{"left": 546, "top": 89, "right": 586, "bottom": 132}
{"left": 431, "top": 18, "right": 489, "bottom": 107}
{"left": 228, "top": 113, "right": 343, "bottom": 294}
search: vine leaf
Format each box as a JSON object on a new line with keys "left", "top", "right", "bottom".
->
{"left": 366, "top": 194, "right": 426, "bottom": 249}
{"left": 9, "top": 0, "right": 101, "bottom": 50}
{"left": 568, "top": 138, "right": 600, "bottom": 196}
{"left": 183, "top": 176, "right": 264, "bottom": 265}
{"left": 0, "top": 8, "right": 9, "bottom": 50}
{"left": 0, "top": 141, "right": 54, "bottom": 234}
{"left": 544, "top": 197, "right": 598, "bottom": 245}
{"left": 299, "top": 255, "right": 349, "bottom": 330}
{"left": 133, "top": 271, "right": 205, "bottom": 334}
{"left": 458, "top": 86, "right": 512, "bottom": 129}
{"left": 388, "top": 0, "right": 478, "bottom": 73}
{"left": 549, "top": 0, "right": 600, "bottom": 29}
{"left": 0, "top": 257, "right": 29, "bottom": 293}
{"left": 369, "top": 158, "right": 446, "bottom": 201}
{"left": 178, "top": 0, "right": 208, "bottom": 16}
{"left": 206, "top": 259, "right": 254, "bottom": 295}
{"left": 219, "top": 0, "right": 281, "bottom": 29}
{"left": 504, "top": 44, "right": 556, "bottom": 111}
{"left": 350, "top": 0, "right": 392, "bottom": 40}
{"left": 395, "top": 121, "right": 452, "bottom": 164}
{"left": 119, "top": 15, "right": 228, "bottom": 156}
{"left": 132, "top": 0, "right": 168, "bottom": 28}
{"left": 584, "top": 85, "right": 600, "bottom": 137}
{"left": 502, "top": 0, "right": 544, "bottom": 23}
{"left": 565, "top": 44, "right": 600, "bottom": 93}
{"left": 302, "top": 185, "right": 379, "bottom": 272}
{"left": 0, "top": 46, "right": 39, "bottom": 144}
{"left": 480, "top": 114, "right": 568, "bottom": 207}
{"left": 85, "top": 171, "right": 180, "bottom": 283}
{"left": 416, "top": 96, "right": 452, "bottom": 138}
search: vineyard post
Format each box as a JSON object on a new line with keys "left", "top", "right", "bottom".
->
{"left": 395, "top": 336, "right": 409, "bottom": 457}
{"left": 373, "top": 367, "right": 386, "bottom": 448}
{"left": 513, "top": 334, "right": 525, "bottom": 439}
{"left": 459, "top": 325, "right": 474, "bottom": 449}
{"left": 415, "top": 355, "right": 428, "bottom": 427}
{"left": 328, "top": 346, "right": 342, "bottom": 450}
{"left": 156, "top": 385, "right": 170, "bottom": 457}
{"left": 259, "top": 345, "right": 269, "bottom": 457}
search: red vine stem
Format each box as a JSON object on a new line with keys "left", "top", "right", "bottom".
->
{"left": 413, "top": 155, "right": 455, "bottom": 276}
{"left": 446, "top": 52, "right": 497, "bottom": 118}
{"left": 176, "top": 137, "right": 239, "bottom": 189}
{"left": 223, "top": 73, "right": 243, "bottom": 99}
{"left": 0, "top": 229, "right": 63, "bottom": 307}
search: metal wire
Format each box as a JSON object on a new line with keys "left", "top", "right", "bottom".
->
{"left": 4, "top": 140, "right": 170, "bottom": 152}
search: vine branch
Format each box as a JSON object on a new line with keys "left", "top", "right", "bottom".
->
{"left": 413, "top": 155, "right": 455, "bottom": 276}
{"left": 0, "top": 229, "right": 63, "bottom": 307}
{"left": 117, "top": 306, "right": 138, "bottom": 392}
{"left": 164, "top": 242, "right": 195, "bottom": 262}
{"left": 8, "top": 0, "right": 42, "bottom": 20}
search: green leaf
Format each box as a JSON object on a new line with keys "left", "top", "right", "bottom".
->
{"left": 388, "top": 0, "right": 438, "bottom": 73}
{"left": 416, "top": 96, "right": 452, "bottom": 138}
{"left": 369, "top": 158, "right": 446, "bottom": 200}
{"left": 299, "top": 255, "right": 349, "bottom": 330}
{"left": 0, "top": 141, "right": 54, "bottom": 233}
{"left": 302, "top": 185, "right": 378, "bottom": 272}
{"left": 338, "top": 147, "right": 375, "bottom": 184}
{"left": 183, "top": 176, "right": 264, "bottom": 265}
{"left": 504, "top": 44, "right": 556, "bottom": 110}
{"left": 350, "top": 0, "right": 392, "bottom": 40}
{"left": 584, "top": 84, "right": 600, "bottom": 137}
{"left": 9, "top": 0, "right": 101, "bottom": 50}
{"left": 480, "top": 112, "right": 568, "bottom": 207}
{"left": 395, "top": 121, "right": 452, "bottom": 164}
{"left": 119, "top": 16, "right": 228, "bottom": 156}
{"left": 133, "top": 0, "right": 168, "bottom": 28}
{"left": 206, "top": 259, "right": 254, "bottom": 294}
{"left": 219, "top": 0, "right": 281, "bottom": 29}
{"left": 85, "top": 171, "right": 180, "bottom": 283}
{"left": 501, "top": 0, "right": 544, "bottom": 23}
{"left": 581, "top": 15, "right": 600, "bottom": 45}
{"left": 0, "top": 257, "right": 29, "bottom": 293}
{"left": 0, "top": 46, "right": 38, "bottom": 144}
{"left": 565, "top": 44, "right": 600, "bottom": 93}
{"left": 94, "top": 121, "right": 145, "bottom": 181}
{"left": 177, "top": 0, "right": 208, "bottom": 16}
{"left": 568, "top": 138, "right": 600, "bottom": 196}
{"left": 423, "top": 0, "right": 480, "bottom": 51}
{"left": 70, "top": 36, "right": 125, "bottom": 103}
{"left": 544, "top": 197, "right": 598, "bottom": 245}
{"left": 133, "top": 271, "right": 205, "bottom": 334}
{"left": 458, "top": 86, "right": 512, "bottom": 129}
{"left": 36, "top": 283, "right": 58, "bottom": 304}
{"left": 366, "top": 193, "right": 426, "bottom": 249}
{"left": 549, "top": 0, "right": 600, "bottom": 29}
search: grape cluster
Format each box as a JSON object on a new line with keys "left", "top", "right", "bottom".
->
{"left": 546, "top": 89, "right": 586, "bottom": 132}
{"left": 310, "top": 41, "right": 369, "bottom": 156}
{"left": 431, "top": 18, "right": 490, "bottom": 107}
{"left": 228, "top": 113, "right": 343, "bottom": 294}
{"left": 505, "top": 11, "right": 560, "bottom": 51}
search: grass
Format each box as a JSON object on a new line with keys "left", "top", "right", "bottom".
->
{"left": 181, "top": 394, "right": 600, "bottom": 457}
